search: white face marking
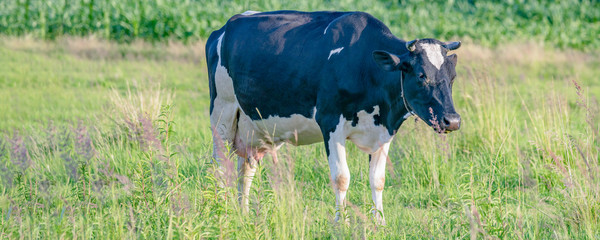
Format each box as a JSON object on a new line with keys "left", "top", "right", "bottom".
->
{"left": 328, "top": 47, "right": 344, "bottom": 60}
{"left": 241, "top": 10, "right": 260, "bottom": 16}
{"left": 421, "top": 43, "right": 444, "bottom": 70}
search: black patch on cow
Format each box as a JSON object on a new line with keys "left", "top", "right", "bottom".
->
{"left": 349, "top": 105, "right": 381, "bottom": 127}
{"left": 374, "top": 114, "right": 381, "bottom": 126}
{"left": 351, "top": 112, "right": 359, "bottom": 127}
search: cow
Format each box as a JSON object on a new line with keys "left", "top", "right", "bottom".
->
{"left": 205, "top": 10, "right": 461, "bottom": 225}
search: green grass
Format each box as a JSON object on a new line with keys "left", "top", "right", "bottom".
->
{"left": 0, "top": 0, "right": 599, "bottom": 50}
{"left": 0, "top": 38, "right": 599, "bottom": 239}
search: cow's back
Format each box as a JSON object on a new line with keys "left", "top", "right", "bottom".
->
{"left": 219, "top": 11, "right": 359, "bottom": 120}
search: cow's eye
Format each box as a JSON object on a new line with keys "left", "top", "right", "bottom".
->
{"left": 418, "top": 73, "right": 427, "bottom": 85}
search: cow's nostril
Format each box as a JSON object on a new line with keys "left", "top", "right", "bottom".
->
{"left": 443, "top": 117, "right": 451, "bottom": 127}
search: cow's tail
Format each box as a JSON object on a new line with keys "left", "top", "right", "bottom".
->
{"left": 206, "top": 28, "right": 242, "bottom": 171}
{"left": 206, "top": 28, "right": 225, "bottom": 115}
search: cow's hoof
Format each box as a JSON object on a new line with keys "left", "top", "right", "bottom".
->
{"left": 334, "top": 214, "right": 350, "bottom": 225}
{"left": 376, "top": 218, "right": 386, "bottom": 226}
{"left": 373, "top": 211, "right": 386, "bottom": 226}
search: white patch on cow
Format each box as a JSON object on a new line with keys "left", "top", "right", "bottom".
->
{"left": 421, "top": 43, "right": 444, "bottom": 70}
{"left": 324, "top": 22, "right": 332, "bottom": 34}
{"left": 211, "top": 32, "right": 239, "bottom": 142}
{"left": 238, "top": 155, "right": 257, "bottom": 212}
{"left": 320, "top": 106, "right": 393, "bottom": 155}
{"left": 235, "top": 106, "right": 322, "bottom": 150}
{"left": 402, "top": 111, "right": 414, "bottom": 120}
{"left": 214, "top": 33, "right": 237, "bottom": 101}
{"left": 241, "top": 10, "right": 260, "bottom": 16}
{"left": 216, "top": 33, "right": 224, "bottom": 61}
{"left": 328, "top": 47, "right": 344, "bottom": 60}
{"left": 369, "top": 141, "right": 391, "bottom": 225}
{"left": 325, "top": 108, "right": 393, "bottom": 222}
{"left": 328, "top": 115, "right": 348, "bottom": 172}
{"left": 327, "top": 115, "right": 350, "bottom": 222}
{"left": 241, "top": 112, "right": 323, "bottom": 147}
{"left": 347, "top": 106, "right": 393, "bottom": 154}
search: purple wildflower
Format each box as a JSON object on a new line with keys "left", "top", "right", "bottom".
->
{"left": 9, "top": 131, "right": 32, "bottom": 172}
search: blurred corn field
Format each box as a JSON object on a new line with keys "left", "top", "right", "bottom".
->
{"left": 0, "top": 0, "right": 598, "bottom": 49}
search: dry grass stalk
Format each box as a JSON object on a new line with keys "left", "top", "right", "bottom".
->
{"left": 108, "top": 81, "right": 173, "bottom": 150}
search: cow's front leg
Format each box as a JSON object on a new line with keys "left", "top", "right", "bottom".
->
{"left": 324, "top": 121, "right": 350, "bottom": 222}
{"left": 369, "top": 142, "right": 391, "bottom": 225}
{"left": 238, "top": 156, "right": 257, "bottom": 213}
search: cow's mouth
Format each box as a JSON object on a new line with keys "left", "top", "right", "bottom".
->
{"left": 423, "top": 111, "right": 461, "bottom": 134}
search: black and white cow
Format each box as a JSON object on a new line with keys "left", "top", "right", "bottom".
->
{"left": 206, "top": 10, "right": 461, "bottom": 224}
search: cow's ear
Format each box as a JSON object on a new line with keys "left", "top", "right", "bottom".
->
{"left": 447, "top": 53, "right": 457, "bottom": 66}
{"left": 373, "top": 50, "right": 401, "bottom": 71}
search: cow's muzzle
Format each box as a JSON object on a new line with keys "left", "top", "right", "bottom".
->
{"left": 441, "top": 113, "right": 461, "bottom": 132}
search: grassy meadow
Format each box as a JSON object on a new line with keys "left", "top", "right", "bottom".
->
{"left": 0, "top": 38, "right": 599, "bottom": 238}
{"left": 1, "top": 0, "right": 600, "bottom": 239}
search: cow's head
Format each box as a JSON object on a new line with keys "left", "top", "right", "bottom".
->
{"left": 373, "top": 38, "right": 461, "bottom": 133}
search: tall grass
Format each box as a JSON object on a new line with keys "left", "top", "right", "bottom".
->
{"left": 0, "top": 0, "right": 599, "bottom": 49}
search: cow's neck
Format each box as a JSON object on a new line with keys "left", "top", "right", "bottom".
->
{"left": 380, "top": 71, "right": 412, "bottom": 135}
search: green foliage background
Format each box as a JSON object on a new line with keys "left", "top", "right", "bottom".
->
{"left": 0, "top": 0, "right": 599, "bottom": 49}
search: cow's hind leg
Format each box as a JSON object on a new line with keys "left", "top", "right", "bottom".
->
{"left": 237, "top": 156, "right": 258, "bottom": 212}
{"left": 210, "top": 105, "right": 239, "bottom": 162}
{"left": 210, "top": 104, "right": 240, "bottom": 188}
{"left": 369, "top": 142, "right": 390, "bottom": 225}
{"left": 234, "top": 114, "right": 269, "bottom": 213}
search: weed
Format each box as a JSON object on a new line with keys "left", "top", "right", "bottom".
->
{"left": 8, "top": 131, "right": 32, "bottom": 172}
